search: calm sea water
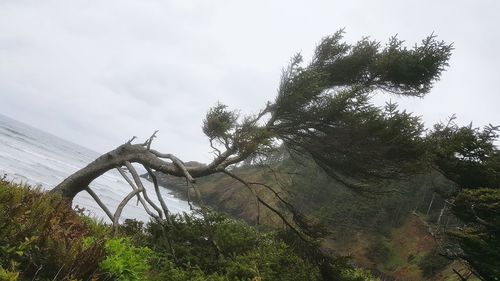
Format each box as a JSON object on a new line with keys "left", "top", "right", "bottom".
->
{"left": 0, "top": 114, "right": 190, "bottom": 222}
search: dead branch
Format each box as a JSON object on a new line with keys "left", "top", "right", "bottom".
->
{"left": 117, "top": 165, "right": 158, "bottom": 219}
{"left": 149, "top": 150, "right": 196, "bottom": 183}
{"left": 84, "top": 186, "right": 114, "bottom": 222}
{"left": 126, "top": 136, "right": 137, "bottom": 144}
{"left": 221, "top": 170, "right": 260, "bottom": 225}
{"left": 113, "top": 188, "right": 142, "bottom": 234}
{"left": 124, "top": 162, "right": 163, "bottom": 219}
{"left": 144, "top": 166, "right": 170, "bottom": 216}
{"left": 143, "top": 130, "right": 159, "bottom": 149}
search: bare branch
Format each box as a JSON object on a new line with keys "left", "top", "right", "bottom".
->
{"left": 113, "top": 188, "right": 141, "bottom": 234}
{"left": 51, "top": 143, "right": 252, "bottom": 200}
{"left": 143, "top": 130, "right": 159, "bottom": 149}
{"left": 149, "top": 150, "right": 195, "bottom": 183}
{"left": 123, "top": 162, "right": 162, "bottom": 219}
{"left": 84, "top": 186, "right": 114, "bottom": 222}
{"left": 248, "top": 181, "right": 294, "bottom": 210}
{"left": 209, "top": 139, "right": 222, "bottom": 157}
{"left": 144, "top": 166, "right": 170, "bottom": 216}
{"left": 126, "top": 136, "right": 137, "bottom": 144}
{"left": 117, "top": 165, "right": 158, "bottom": 219}
{"left": 231, "top": 174, "right": 260, "bottom": 225}
{"left": 190, "top": 182, "right": 204, "bottom": 206}
{"left": 117, "top": 167, "right": 138, "bottom": 190}
{"left": 147, "top": 150, "right": 205, "bottom": 209}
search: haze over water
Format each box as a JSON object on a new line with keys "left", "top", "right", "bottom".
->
{"left": 0, "top": 113, "right": 190, "bottom": 222}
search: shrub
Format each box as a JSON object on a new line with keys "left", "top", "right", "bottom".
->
{"left": 100, "top": 237, "right": 153, "bottom": 281}
{"left": 0, "top": 179, "right": 104, "bottom": 280}
{"left": 147, "top": 213, "right": 323, "bottom": 281}
{"left": 417, "top": 248, "right": 450, "bottom": 278}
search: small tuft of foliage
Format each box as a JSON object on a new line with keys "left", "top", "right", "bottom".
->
{"left": 340, "top": 268, "right": 380, "bottom": 281}
{"left": 0, "top": 266, "right": 19, "bottom": 281}
{"left": 203, "top": 102, "right": 238, "bottom": 141}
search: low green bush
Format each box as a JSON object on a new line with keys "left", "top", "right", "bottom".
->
{"left": 100, "top": 237, "right": 153, "bottom": 281}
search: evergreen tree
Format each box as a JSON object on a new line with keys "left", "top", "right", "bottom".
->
{"left": 427, "top": 121, "right": 500, "bottom": 281}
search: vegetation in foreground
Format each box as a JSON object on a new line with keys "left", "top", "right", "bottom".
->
{"left": 0, "top": 178, "right": 379, "bottom": 281}
{"left": 2, "top": 30, "right": 498, "bottom": 281}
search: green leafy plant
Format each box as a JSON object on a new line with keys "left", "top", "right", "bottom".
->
{"left": 100, "top": 238, "right": 153, "bottom": 281}
{"left": 0, "top": 266, "right": 19, "bottom": 281}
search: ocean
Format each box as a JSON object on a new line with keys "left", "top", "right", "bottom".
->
{"left": 0, "top": 113, "right": 190, "bottom": 222}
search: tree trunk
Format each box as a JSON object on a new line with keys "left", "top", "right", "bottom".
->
{"left": 50, "top": 142, "right": 245, "bottom": 201}
{"left": 50, "top": 143, "right": 174, "bottom": 200}
{"left": 51, "top": 145, "right": 129, "bottom": 199}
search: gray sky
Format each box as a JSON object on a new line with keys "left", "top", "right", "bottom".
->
{"left": 1, "top": 0, "right": 499, "bottom": 163}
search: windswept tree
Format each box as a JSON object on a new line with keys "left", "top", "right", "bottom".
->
{"left": 49, "top": 31, "right": 455, "bottom": 278}
{"left": 51, "top": 30, "right": 453, "bottom": 229}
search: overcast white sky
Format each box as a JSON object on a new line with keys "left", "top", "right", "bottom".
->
{"left": 1, "top": 0, "right": 499, "bottom": 163}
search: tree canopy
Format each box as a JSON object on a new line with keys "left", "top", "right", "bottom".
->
{"left": 424, "top": 119, "right": 500, "bottom": 281}
{"left": 203, "top": 30, "right": 452, "bottom": 189}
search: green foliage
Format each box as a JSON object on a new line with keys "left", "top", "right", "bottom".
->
{"left": 271, "top": 30, "right": 451, "bottom": 188}
{"left": 146, "top": 212, "right": 327, "bottom": 280}
{"left": 340, "top": 268, "right": 380, "bottom": 281}
{"left": 0, "top": 179, "right": 105, "bottom": 280}
{"left": 452, "top": 188, "right": 500, "bottom": 227}
{"left": 0, "top": 266, "right": 19, "bottom": 281}
{"left": 80, "top": 215, "right": 112, "bottom": 239}
{"left": 2, "top": 181, "right": 360, "bottom": 281}
{"left": 427, "top": 119, "right": 500, "bottom": 188}
{"left": 426, "top": 118, "right": 500, "bottom": 280}
{"left": 203, "top": 102, "right": 238, "bottom": 141}
{"left": 448, "top": 188, "right": 500, "bottom": 281}
{"left": 150, "top": 259, "right": 228, "bottom": 281}
{"left": 225, "top": 239, "right": 321, "bottom": 281}
{"left": 100, "top": 237, "right": 153, "bottom": 281}
{"left": 417, "top": 248, "right": 450, "bottom": 278}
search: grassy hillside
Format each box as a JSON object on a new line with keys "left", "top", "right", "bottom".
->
{"left": 149, "top": 156, "right": 472, "bottom": 281}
